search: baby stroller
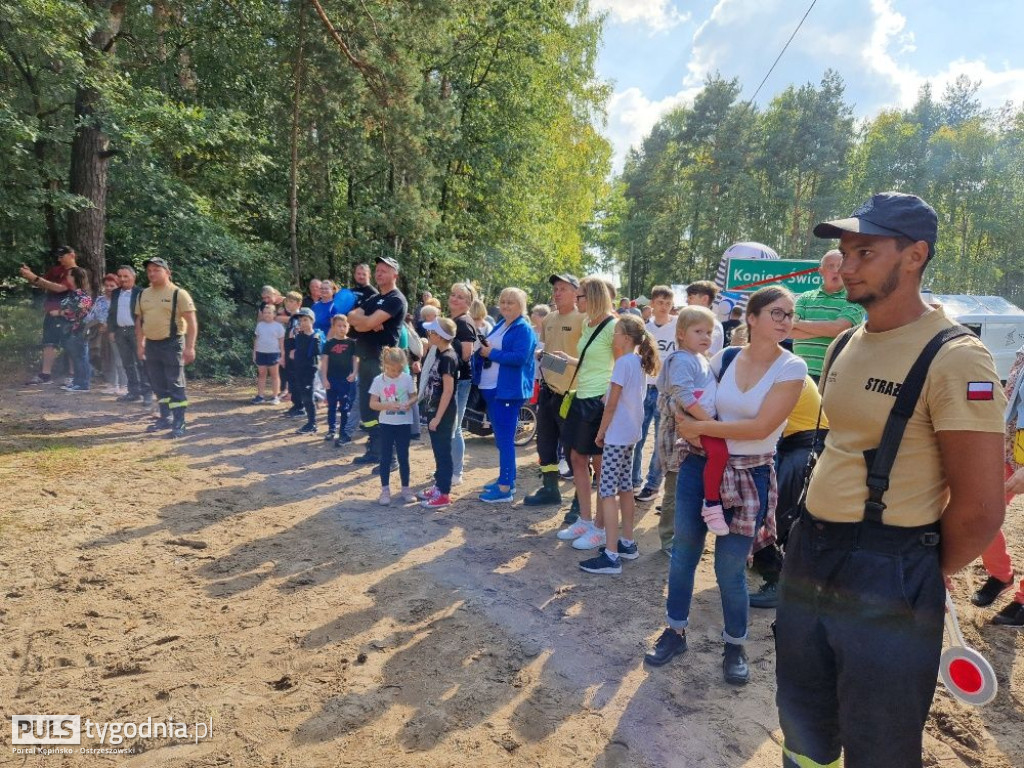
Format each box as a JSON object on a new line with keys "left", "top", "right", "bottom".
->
{"left": 462, "top": 381, "right": 539, "bottom": 446}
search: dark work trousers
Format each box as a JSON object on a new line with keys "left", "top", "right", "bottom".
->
{"left": 535, "top": 384, "right": 568, "bottom": 472}
{"left": 326, "top": 378, "right": 354, "bottom": 433}
{"left": 293, "top": 370, "right": 316, "bottom": 426}
{"left": 113, "top": 326, "right": 150, "bottom": 397}
{"left": 428, "top": 410, "right": 456, "bottom": 494}
{"left": 357, "top": 355, "right": 383, "bottom": 455}
{"left": 775, "top": 514, "right": 945, "bottom": 768}
{"left": 144, "top": 336, "right": 187, "bottom": 408}
{"left": 378, "top": 422, "right": 411, "bottom": 488}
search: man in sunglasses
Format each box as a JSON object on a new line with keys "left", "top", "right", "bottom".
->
{"left": 790, "top": 249, "right": 865, "bottom": 384}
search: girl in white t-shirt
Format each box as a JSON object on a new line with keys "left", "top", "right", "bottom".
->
{"left": 369, "top": 347, "right": 418, "bottom": 506}
{"left": 253, "top": 304, "right": 286, "bottom": 404}
{"left": 580, "top": 315, "right": 661, "bottom": 574}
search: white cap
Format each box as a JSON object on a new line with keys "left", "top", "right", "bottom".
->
{"left": 423, "top": 320, "right": 454, "bottom": 341}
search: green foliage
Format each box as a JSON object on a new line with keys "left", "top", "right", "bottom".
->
{"left": 603, "top": 72, "right": 1024, "bottom": 307}
{"left": 0, "top": 0, "right": 613, "bottom": 375}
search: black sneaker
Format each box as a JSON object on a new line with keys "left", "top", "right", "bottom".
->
{"left": 644, "top": 628, "right": 686, "bottom": 667}
{"left": 634, "top": 487, "right": 659, "bottom": 503}
{"left": 296, "top": 423, "right": 317, "bottom": 435}
{"left": 992, "top": 601, "right": 1024, "bottom": 626}
{"left": 284, "top": 408, "right": 304, "bottom": 418}
{"left": 749, "top": 581, "right": 779, "bottom": 609}
{"left": 579, "top": 551, "right": 622, "bottom": 575}
{"left": 723, "top": 642, "right": 749, "bottom": 685}
{"left": 600, "top": 540, "right": 639, "bottom": 561}
{"left": 352, "top": 452, "right": 378, "bottom": 465}
{"left": 323, "top": 430, "right": 336, "bottom": 441}
{"left": 972, "top": 575, "right": 1014, "bottom": 607}
{"left": 117, "top": 393, "right": 142, "bottom": 403}
{"left": 334, "top": 433, "right": 352, "bottom": 447}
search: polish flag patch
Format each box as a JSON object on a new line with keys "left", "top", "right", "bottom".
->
{"left": 966, "top": 382, "right": 995, "bottom": 401}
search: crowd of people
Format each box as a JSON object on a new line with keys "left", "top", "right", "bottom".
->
{"left": 18, "top": 191, "right": 1023, "bottom": 768}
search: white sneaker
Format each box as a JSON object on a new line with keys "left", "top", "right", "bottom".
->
{"left": 572, "top": 527, "right": 607, "bottom": 550}
{"left": 557, "top": 519, "right": 591, "bottom": 541}
{"left": 558, "top": 459, "right": 571, "bottom": 475}
{"left": 378, "top": 488, "right": 391, "bottom": 506}
{"left": 417, "top": 485, "right": 439, "bottom": 501}
{"left": 451, "top": 474, "right": 464, "bottom": 486}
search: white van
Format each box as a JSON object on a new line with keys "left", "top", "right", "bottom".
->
{"left": 929, "top": 294, "right": 1024, "bottom": 382}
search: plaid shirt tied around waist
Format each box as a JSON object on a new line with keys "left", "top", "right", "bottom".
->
{"left": 720, "top": 452, "right": 777, "bottom": 545}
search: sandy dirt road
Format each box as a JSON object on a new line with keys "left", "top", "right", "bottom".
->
{"left": 1, "top": 384, "right": 1021, "bottom": 767}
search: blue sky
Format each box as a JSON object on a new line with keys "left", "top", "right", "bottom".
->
{"left": 593, "top": 0, "right": 1024, "bottom": 171}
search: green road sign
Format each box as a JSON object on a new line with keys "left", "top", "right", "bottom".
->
{"left": 725, "top": 258, "right": 822, "bottom": 293}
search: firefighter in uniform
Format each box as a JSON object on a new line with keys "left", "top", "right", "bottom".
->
{"left": 775, "top": 193, "right": 1006, "bottom": 768}
{"left": 135, "top": 257, "right": 198, "bottom": 439}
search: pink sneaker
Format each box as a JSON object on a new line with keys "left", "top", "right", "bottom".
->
{"left": 702, "top": 502, "right": 729, "bottom": 536}
{"left": 422, "top": 493, "right": 451, "bottom": 509}
{"left": 378, "top": 488, "right": 392, "bottom": 506}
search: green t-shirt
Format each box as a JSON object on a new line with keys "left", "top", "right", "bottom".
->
{"left": 793, "top": 287, "right": 864, "bottom": 376}
{"left": 575, "top": 317, "right": 617, "bottom": 398}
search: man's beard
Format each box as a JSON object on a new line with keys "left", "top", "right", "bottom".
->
{"left": 850, "top": 261, "right": 901, "bottom": 307}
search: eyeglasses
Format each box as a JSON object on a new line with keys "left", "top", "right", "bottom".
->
{"left": 769, "top": 308, "right": 795, "bottom": 322}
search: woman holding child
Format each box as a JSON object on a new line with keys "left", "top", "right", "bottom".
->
{"left": 473, "top": 287, "right": 537, "bottom": 504}
{"left": 644, "top": 285, "right": 807, "bottom": 686}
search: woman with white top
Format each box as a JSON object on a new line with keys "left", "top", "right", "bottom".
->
{"left": 643, "top": 285, "right": 807, "bottom": 686}
{"left": 473, "top": 287, "right": 537, "bottom": 503}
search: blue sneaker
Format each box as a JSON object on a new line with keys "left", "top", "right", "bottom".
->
{"left": 479, "top": 486, "right": 514, "bottom": 504}
{"left": 482, "top": 479, "right": 514, "bottom": 494}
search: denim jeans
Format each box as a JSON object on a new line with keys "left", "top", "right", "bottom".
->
{"left": 480, "top": 388, "right": 523, "bottom": 488}
{"left": 326, "top": 378, "right": 355, "bottom": 433}
{"left": 378, "top": 423, "right": 411, "bottom": 487}
{"left": 429, "top": 411, "right": 456, "bottom": 494}
{"left": 450, "top": 379, "right": 473, "bottom": 476}
{"left": 666, "top": 453, "right": 769, "bottom": 643}
{"left": 632, "top": 385, "right": 662, "bottom": 489}
{"left": 64, "top": 332, "right": 91, "bottom": 389}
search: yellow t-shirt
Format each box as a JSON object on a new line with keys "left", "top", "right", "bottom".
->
{"left": 783, "top": 375, "right": 829, "bottom": 436}
{"left": 136, "top": 283, "right": 196, "bottom": 340}
{"left": 540, "top": 309, "right": 583, "bottom": 394}
{"left": 806, "top": 308, "right": 1005, "bottom": 526}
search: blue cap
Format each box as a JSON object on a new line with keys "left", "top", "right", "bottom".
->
{"left": 296, "top": 307, "right": 315, "bottom": 319}
{"left": 814, "top": 192, "right": 938, "bottom": 256}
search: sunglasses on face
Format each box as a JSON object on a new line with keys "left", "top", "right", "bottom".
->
{"left": 769, "top": 308, "right": 795, "bottom": 322}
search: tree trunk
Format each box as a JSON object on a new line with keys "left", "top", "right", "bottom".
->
{"left": 67, "top": 1, "right": 125, "bottom": 293}
{"left": 288, "top": 0, "right": 307, "bottom": 288}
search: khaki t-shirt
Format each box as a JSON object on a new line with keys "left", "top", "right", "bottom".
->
{"left": 136, "top": 283, "right": 196, "bottom": 340}
{"left": 540, "top": 309, "right": 583, "bottom": 394}
{"left": 807, "top": 308, "right": 1005, "bottom": 526}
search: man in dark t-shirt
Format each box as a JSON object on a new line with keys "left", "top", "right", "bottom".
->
{"left": 346, "top": 256, "right": 408, "bottom": 464}
{"left": 20, "top": 245, "right": 78, "bottom": 384}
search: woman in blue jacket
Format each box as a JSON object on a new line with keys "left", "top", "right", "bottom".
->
{"left": 474, "top": 287, "right": 537, "bottom": 503}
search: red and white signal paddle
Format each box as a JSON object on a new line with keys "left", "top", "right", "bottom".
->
{"left": 938, "top": 592, "right": 998, "bottom": 706}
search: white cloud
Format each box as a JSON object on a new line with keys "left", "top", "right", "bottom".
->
{"left": 863, "top": 0, "right": 1024, "bottom": 111}
{"left": 605, "top": 86, "right": 701, "bottom": 171}
{"left": 591, "top": 0, "right": 690, "bottom": 32}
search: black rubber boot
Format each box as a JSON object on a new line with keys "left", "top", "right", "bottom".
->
{"left": 524, "top": 471, "right": 562, "bottom": 506}
{"left": 147, "top": 402, "right": 172, "bottom": 432}
{"left": 723, "top": 642, "right": 749, "bottom": 685}
{"left": 168, "top": 407, "right": 187, "bottom": 439}
{"left": 561, "top": 493, "right": 580, "bottom": 525}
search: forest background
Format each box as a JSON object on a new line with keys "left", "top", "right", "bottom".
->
{"left": 2, "top": 0, "right": 1022, "bottom": 377}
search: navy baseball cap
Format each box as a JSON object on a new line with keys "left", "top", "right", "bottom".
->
{"left": 375, "top": 256, "right": 400, "bottom": 271}
{"left": 814, "top": 192, "right": 938, "bottom": 257}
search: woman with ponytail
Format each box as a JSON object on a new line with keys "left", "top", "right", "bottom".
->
{"left": 578, "top": 314, "right": 661, "bottom": 574}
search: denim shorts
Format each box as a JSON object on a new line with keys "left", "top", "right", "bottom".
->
{"left": 255, "top": 351, "right": 281, "bottom": 367}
